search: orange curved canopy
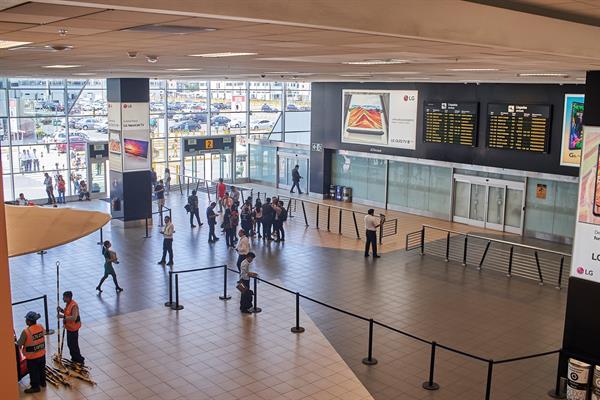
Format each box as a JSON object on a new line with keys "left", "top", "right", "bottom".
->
{"left": 5, "top": 205, "right": 110, "bottom": 257}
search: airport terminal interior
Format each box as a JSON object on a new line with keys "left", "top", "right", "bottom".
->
{"left": 2, "top": 1, "right": 600, "bottom": 400}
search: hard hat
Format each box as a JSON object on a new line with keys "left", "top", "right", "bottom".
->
{"left": 25, "top": 311, "right": 41, "bottom": 321}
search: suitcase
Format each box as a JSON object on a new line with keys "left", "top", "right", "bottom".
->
{"left": 240, "top": 289, "right": 254, "bottom": 311}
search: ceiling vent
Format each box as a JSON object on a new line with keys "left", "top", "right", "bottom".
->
{"left": 8, "top": 45, "right": 72, "bottom": 52}
{"left": 121, "top": 24, "right": 217, "bottom": 34}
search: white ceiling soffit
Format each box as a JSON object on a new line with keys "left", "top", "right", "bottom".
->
{"left": 0, "top": 0, "right": 596, "bottom": 82}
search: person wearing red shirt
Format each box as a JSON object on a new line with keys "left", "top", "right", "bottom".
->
{"left": 216, "top": 178, "right": 226, "bottom": 211}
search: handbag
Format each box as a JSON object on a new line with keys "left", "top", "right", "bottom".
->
{"left": 184, "top": 204, "right": 191, "bottom": 213}
{"left": 236, "top": 280, "right": 247, "bottom": 293}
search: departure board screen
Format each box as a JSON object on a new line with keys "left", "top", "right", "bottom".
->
{"left": 423, "top": 101, "right": 478, "bottom": 146}
{"left": 487, "top": 104, "right": 551, "bottom": 153}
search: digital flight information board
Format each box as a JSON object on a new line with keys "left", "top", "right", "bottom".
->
{"left": 423, "top": 101, "right": 478, "bottom": 146}
{"left": 487, "top": 103, "right": 552, "bottom": 153}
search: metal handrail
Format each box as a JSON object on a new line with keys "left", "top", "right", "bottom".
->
{"left": 421, "top": 224, "right": 571, "bottom": 258}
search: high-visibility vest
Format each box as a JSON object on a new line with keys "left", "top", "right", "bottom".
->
{"left": 23, "top": 324, "right": 45, "bottom": 360}
{"left": 64, "top": 300, "right": 81, "bottom": 332}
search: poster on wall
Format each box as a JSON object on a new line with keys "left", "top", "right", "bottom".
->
{"left": 341, "top": 89, "right": 418, "bottom": 150}
{"left": 108, "top": 102, "right": 122, "bottom": 172}
{"left": 571, "top": 126, "right": 600, "bottom": 282}
{"left": 560, "top": 94, "right": 585, "bottom": 167}
{"left": 109, "top": 170, "right": 124, "bottom": 219}
{"left": 121, "top": 102, "right": 150, "bottom": 171}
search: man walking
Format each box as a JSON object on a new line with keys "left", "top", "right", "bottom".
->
{"left": 236, "top": 229, "right": 250, "bottom": 271}
{"left": 290, "top": 164, "right": 303, "bottom": 194}
{"left": 239, "top": 252, "right": 256, "bottom": 313}
{"left": 364, "top": 209, "right": 382, "bottom": 258}
{"left": 262, "top": 198, "right": 273, "bottom": 241}
{"left": 43, "top": 173, "right": 55, "bottom": 204}
{"left": 187, "top": 190, "right": 203, "bottom": 228}
{"left": 206, "top": 202, "right": 219, "bottom": 243}
{"left": 17, "top": 311, "right": 46, "bottom": 393}
{"left": 57, "top": 291, "right": 85, "bottom": 365}
{"left": 155, "top": 179, "right": 165, "bottom": 223}
{"left": 158, "top": 216, "right": 175, "bottom": 265}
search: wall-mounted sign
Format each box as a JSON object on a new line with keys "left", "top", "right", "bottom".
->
{"left": 423, "top": 101, "right": 479, "bottom": 146}
{"left": 536, "top": 184, "right": 547, "bottom": 199}
{"left": 311, "top": 143, "right": 323, "bottom": 152}
{"left": 182, "top": 136, "right": 233, "bottom": 155}
{"left": 341, "top": 89, "right": 418, "bottom": 150}
{"left": 487, "top": 103, "right": 552, "bottom": 153}
{"left": 560, "top": 94, "right": 585, "bottom": 167}
{"left": 571, "top": 126, "right": 600, "bottom": 283}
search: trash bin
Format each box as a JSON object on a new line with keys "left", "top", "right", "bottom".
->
{"left": 591, "top": 365, "right": 600, "bottom": 400}
{"left": 342, "top": 187, "right": 352, "bottom": 202}
{"left": 335, "top": 185, "right": 344, "bottom": 201}
{"left": 567, "top": 358, "right": 591, "bottom": 400}
{"left": 329, "top": 185, "right": 336, "bottom": 200}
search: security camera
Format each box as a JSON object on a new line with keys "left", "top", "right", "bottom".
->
{"left": 260, "top": 74, "right": 266, "bottom": 78}
{"left": 127, "top": 51, "right": 138, "bottom": 58}
{"left": 146, "top": 55, "right": 159, "bottom": 63}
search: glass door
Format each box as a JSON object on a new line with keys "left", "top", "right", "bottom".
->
{"left": 297, "top": 158, "right": 309, "bottom": 193}
{"left": 89, "top": 160, "right": 107, "bottom": 197}
{"left": 278, "top": 155, "right": 290, "bottom": 189}
{"left": 452, "top": 174, "right": 525, "bottom": 234}
{"left": 221, "top": 153, "right": 233, "bottom": 181}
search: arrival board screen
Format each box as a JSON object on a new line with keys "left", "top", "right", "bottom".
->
{"left": 423, "top": 101, "right": 478, "bottom": 146}
{"left": 487, "top": 103, "right": 551, "bottom": 153}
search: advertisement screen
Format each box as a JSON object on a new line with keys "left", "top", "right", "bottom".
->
{"left": 341, "top": 90, "right": 418, "bottom": 150}
{"left": 560, "top": 94, "right": 585, "bottom": 167}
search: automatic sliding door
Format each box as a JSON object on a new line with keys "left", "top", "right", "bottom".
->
{"left": 469, "top": 184, "right": 486, "bottom": 227}
{"left": 505, "top": 188, "right": 524, "bottom": 234}
{"left": 486, "top": 186, "right": 505, "bottom": 231}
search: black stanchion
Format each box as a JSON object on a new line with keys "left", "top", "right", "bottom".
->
{"left": 164, "top": 271, "right": 174, "bottom": 307}
{"left": 478, "top": 241, "right": 491, "bottom": 270}
{"left": 97, "top": 227, "right": 103, "bottom": 245}
{"left": 362, "top": 318, "right": 378, "bottom": 365}
{"left": 556, "top": 256, "right": 565, "bottom": 290}
{"left": 352, "top": 212, "right": 360, "bottom": 239}
{"left": 534, "top": 251, "right": 544, "bottom": 285}
{"left": 301, "top": 201, "right": 308, "bottom": 226}
{"left": 507, "top": 246, "right": 514, "bottom": 277}
{"left": 485, "top": 360, "right": 494, "bottom": 400}
{"left": 250, "top": 277, "right": 262, "bottom": 313}
{"left": 422, "top": 341, "right": 440, "bottom": 390}
{"left": 548, "top": 351, "right": 566, "bottom": 399}
{"left": 219, "top": 266, "right": 231, "bottom": 300}
{"left": 171, "top": 274, "right": 184, "bottom": 310}
{"left": 316, "top": 204, "right": 320, "bottom": 229}
{"left": 445, "top": 232, "right": 450, "bottom": 262}
{"left": 462, "top": 236, "right": 468, "bottom": 266}
{"left": 291, "top": 292, "right": 305, "bottom": 333}
{"left": 420, "top": 227, "right": 425, "bottom": 255}
{"left": 42, "top": 295, "right": 54, "bottom": 335}
{"left": 145, "top": 217, "right": 150, "bottom": 238}
{"left": 338, "top": 209, "right": 342, "bottom": 235}
{"left": 37, "top": 250, "right": 47, "bottom": 256}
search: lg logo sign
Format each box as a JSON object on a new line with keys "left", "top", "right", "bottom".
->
{"left": 403, "top": 95, "right": 416, "bottom": 102}
{"left": 577, "top": 266, "right": 594, "bottom": 276}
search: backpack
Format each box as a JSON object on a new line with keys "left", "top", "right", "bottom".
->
{"left": 280, "top": 208, "right": 288, "bottom": 222}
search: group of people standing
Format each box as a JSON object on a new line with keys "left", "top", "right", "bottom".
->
{"left": 43, "top": 172, "right": 90, "bottom": 205}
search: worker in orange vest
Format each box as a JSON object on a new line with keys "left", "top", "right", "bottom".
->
{"left": 16, "top": 311, "right": 46, "bottom": 393}
{"left": 57, "top": 291, "right": 85, "bottom": 365}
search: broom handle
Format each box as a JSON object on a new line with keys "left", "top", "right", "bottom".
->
{"left": 56, "top": 261, "right": 61, "bottom": 358}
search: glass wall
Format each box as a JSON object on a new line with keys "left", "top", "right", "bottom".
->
{"left": 331, "top": 154, "right": 387, "bottom": 205}
{"left": 524, "top": 178, "right": 577, "bottom": 239}
{"left": 0, "top": 78, "right": 310, "bottom": 200}
{"left": 248, "top": 144, "right": 276, "bottom": 185}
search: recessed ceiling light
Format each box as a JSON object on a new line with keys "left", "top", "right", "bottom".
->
{"left": 188, "top": 52, "right": 257, "bottom": 58}
{"left": 517, "top": 73, "right": 569, "bottom": 77}
{"left": 0, "top": 40, "right": 32, "bottom": 49}
{"left": 42, "top": 64, "right": 81, "bottom": 68}
{"left": 72, "top": 72, "right": 96, "bottom": 76}
{"left": 342, "top": 59, "right": 408, "bottom": 65}
{"left": 403, "top": 77, "right": 430, "bottom": 80}
{"left": 576, "top": 77, "right": 586, "bottom": 81}
{"left": 165, "top": 68, "right": 202, "bottom": 71}
{"left": 372, "top": 71, "right": 419, "bottom": 75}
{"left": 447, "top": 68, "right": 499, "bottom": 72}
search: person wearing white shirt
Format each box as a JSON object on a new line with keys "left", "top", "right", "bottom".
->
{"left": 236, "top": 229, "right": 250, "bottom": 271}
{"left": 364, "top": 209, "right": 382, "bottom": 258}
{"left": 158, "top": 216, "right": 175, "bottom": 266}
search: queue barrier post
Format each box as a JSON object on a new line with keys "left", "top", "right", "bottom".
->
{"left": 485, "top": 360, "right": 494, "bottom": 400}
{"left": 462, "top": 236, "right": 468, "bottom": 266}
{"left": 556, "top": 256, "right": 565, "bottom": 290}
{"left": 165, "top": 271, "right": 174, "bottom": 307}
{"left": 352, "top": 212, "right": 360, "bottom": 239}
{"left": 445, "top": 232, "right": 450, "bottom": 262}
{"left": 219, "top": 265, "right": 231, "bottom": 300}
{"left": 144, "top": 217, "right": 150, "bottom": 239}
{"left": 420, "top": 227, "right": 425, "bottom": 255}
{"left": 171, "top": 274, "right": 184, "bottom": 310}
{"left": 42, "top": 295, "right": 55, "bottom": 335}
{"left": 291, "top": 292, "right": 305, "bottom": 333}
{"left": 250, "top": 277, "right": 262, "bottom": 313}
{"left": 548, "top": 351, "right": 566, "bottom": 399}
{"left": 534, "top": 251, "right": 544, "bottom": 285}
{"left": 97, "top": 227, "right": 103, "bottom": 245}
{"left": 362, "top": 318, "right": 378, "bottom": 365}
{"left": 301, "top": 201, "right": 309, "bottom": 226}
{"left": 316, "top": 204, "right": 320, "bottom": 229}
{"left": 507, "top": 246, "right": 514, "bottom": 277}
{"left": 478, "top": 241, "right": 491, "bottom": 270}
{"left": 338, "top": 209, "right": 342, "bottom": 235}
{"left": 326, "top": 207, "right": 331, "bottom": 231}
{"left": 422, "top": 341, "right": 440, "bottom": 390}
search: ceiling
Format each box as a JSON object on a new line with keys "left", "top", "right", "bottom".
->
{"left": 0, "top": 0, "right": 598, "bottom": 83}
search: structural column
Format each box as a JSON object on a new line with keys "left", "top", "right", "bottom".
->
{"left": 107, "top": 78, "right": 152, "bottom": 226}
{"left": 560, "top": 70, "right": 600, "bottom": 382}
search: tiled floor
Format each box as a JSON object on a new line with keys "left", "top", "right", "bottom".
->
{"left": 9, "top": 191, "right": 568, "bottom": 399}
{"left": 20, "top": 284, "right": 374, "bottom": 400}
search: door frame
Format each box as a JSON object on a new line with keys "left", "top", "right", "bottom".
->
{"left": 276, "top": 153, "right": 309, "bottom": 192}
{"left": 181, "top": 150, "right": 234, "bottom": 183}
{"left": 452, "top": 174, "right": 525, "bottom": 235}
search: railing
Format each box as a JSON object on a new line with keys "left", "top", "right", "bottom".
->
{"left": 254, "top": 191, "right": 399, "bottom": 244}
{"left": 164, "top": 263, "right": 562, "bottom": 400}
{"left": 12, "top": 294, "right": 54, "bottom": 335}
{"left": 405, "top": 225, "right": 572, "bottom": 288}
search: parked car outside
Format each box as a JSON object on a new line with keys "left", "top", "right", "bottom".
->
{"left": 251, "top": 119, "right": 274, "bottom": 130}
{"left": 56, "top": 135, "right": 87, "bottom": 152}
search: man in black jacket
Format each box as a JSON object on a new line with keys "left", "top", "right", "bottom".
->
{"left": 290, "top": 165, "right": 303, "bottom": 194}
{"left": 188, "top": 190, "right": 203, "bottom": 228}
{"left": 261, "top": 198, "right": 273, "bottom": 241}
